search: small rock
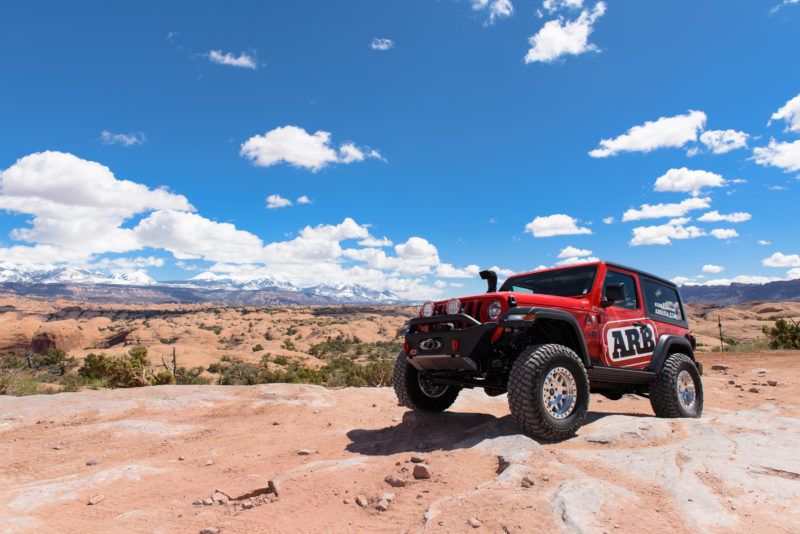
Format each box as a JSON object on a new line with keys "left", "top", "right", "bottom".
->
{"left": 356, "top": 494, "right": 369, "bottom": 507}
{"left": 413, "top": 464, "right": 431, "bottom": 480}
{"left": 297, "top": 449, "right": 316, "bottom": 456}
{"left": 385, "top": 474, "right": 407, "bottom": 487}
{"left": 468, "top": 517, "right": 481, "bottom": 528}
{"left": 749, "top": 387, "right": 760, "bottom": 393}
{"left": 711, "top": 364, "right": 730, "bottom": 371}
{"left": 267, "top": 478, "right": 280, "bottom": 497}
{"left": 193, "top": 498, "right": 204, "bottom": 506}
{"left": 372, "top": 403, "right": 378, "bottom": 407}
{"left": 521, "top": 475, "right": 535, "bottom": 488}
{"left": 376, "top": 499, "right": 390, "bottom": 511}
{"left": 382, "top": 492, "right": 396, "bottom": 503}
{"left": 203, "top": 460, "right": 214, "bottom": 467}
{"left": 410, "top": 454, "right": 426, "bottom": 463}
{"left": 178, "top": 456, "right": 185, "bottom": 461}
{"left": 203, "top": 498, "right": 214, "bottom": 506}
{"left": 199, "top": 528, "right": 220, "bottom": 534}
{"left": 767, "top": 380, "right": 778, "bottom": 386}
{"left": 766, "top": 396, "right": 776, "bottom": 401}
{"left": 87, "top": 495, "right": 104, "bottom": 506}
{"left": 541, "top": 474, "right": 549, "bottom": 482}
{"left": 212, "top": 491, "right": 229, "bottom": 504}
{"left": 242, "top": 501, "right": 254, "bottom": 509}
{"left": 496, "top": 456, "right": 510, "bottom": 474}
{"left": 343, "top": 498, "right": 352, "bottom": 504}
{"left": 272, "top": 421, "right": 280, "bottom": 425}
{"left": 728, "top": 380, "right": 735, "bottom": 385}
{"left": 85, "top": 458, "right": 101, "bottom": 466}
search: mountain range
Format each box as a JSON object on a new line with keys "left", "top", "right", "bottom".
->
{"left": 1, "top": 264, "right": 799, "bottom": 306}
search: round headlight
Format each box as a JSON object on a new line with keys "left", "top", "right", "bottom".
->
{"left": 487, "top": 300, "right": 502, "bottom": 320}
{"left": 420, "top": 301, "right": 434, "bottom": 317}
{"left": 446, "top": 298, "right": 461, "bottom": 315}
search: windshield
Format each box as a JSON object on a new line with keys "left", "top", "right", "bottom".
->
{"left": 499, "top": 265, "right": 598, "bottom": 297}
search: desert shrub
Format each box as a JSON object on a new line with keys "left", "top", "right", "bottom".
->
{"left": 155, "top": 370, "right": 175, "bottom": 385}
{"left": 175, "top": 366, "right": 210, "bottom": 385}
{"left": 199, "top": 324, "right": 223, "bottom": 336}
{"left": 159, "top": 337, "right": 177, "bottom": 344}
{"left": 79, "top": 352, "right": 115, "bottom": 380}
{"left": 1, "top": 354, "right": 24, "bottom": 370}
{"left": 60, "top": 374, "right": 85, "bottom": 392}
{"left": 39, "top": 348, "right": 79, "bottom": 376}
{"left": 0, "top": 369, "right": 48, "bottom": 396}
{"left": 252, "top": 344, "right": 264, "bottom": 352}
{"left": 273, "top": 355, "right": 288, "bottom": 366}
{"left": 77, "top": 346, "right": 153, "bottom": 388}
{"left": 762, "top": 318, "right": 800, "bottom": 349}
{"left": 282, "top": 339, "right": 296, "bottom": 351}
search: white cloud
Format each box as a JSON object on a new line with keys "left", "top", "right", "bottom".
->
{"left": 758, "top": 240, "right": 771, "bottom": 245}
{"left": 370, "top": 38, "right": 394, "bottom": 51}
{"left": 435, "top": 263, "right": 481, "bottom": 278}
{"left": 555, "top": 246, "right": 598, "bottom": 266}
{"left": 769, "top": 93, "right": 800, "bottom": 133}
{"left": 589, "top": 110, "right": 706, "bottom": 158}
{"left": 789, "top": 267, "right": 800, "bottom": 279}
{"left": 771, "top": 0, "right": 800, "bottom": 13}
{"left": 240, "top": 126, "right": 382, "bottom": 172}
{"left": 684, "top": 275, "right": 782, "bottom": 287}
{"left": 296, "top": 195, "right": 312, "bottom": 204}
{"left": 710, "top": 228, "right": 738, "bottom": 240}
{"left": 0, "top": 151, "right": 193, "bottom": 259}
{"left": 557, "top": 246, "right": 592, "bottom": 258}
{"left": 763, "top": 252, "right": 800, "bottom": 267}
{"left": 697, "top": 210, "right": 751, "bottom": 223}
{"left": 752, "top": 139, "right": 800, "bottom": 173}
{"left": 541, "top": 0, "right": 584, "bottom": 14}
{"left": 702, "top": 264, "right": 724, "bottom": 273}
{"left": 653, "top": 168, "right": 726, "bottom": 196}
{"left": 525, "top": 2, "right": 606, "bottom": 64}
{"left": 266, "top": 194, "right": 293, "bottom": 209}
{"left": 629, "top": 217, "right": 705, "bottom": 246}
{"left": 101, "top": 131, "right": 145, "bottom": 147}
{"left": 472, "top": 0, "right": 515, "bottom": 25}
{"left": 671, "top": 276, "right": 693, "bottom": 285}
{"left": 524, "top": 214, "right": 592, "bottom": 237}
{"left": 602, "top": 216, "right": 614, "bottom": 224}
{"left": 622, "top": 197, "right": 711, "bottom": 221}
{"left": 207, "top": 50, "right": 257, "bottom": 69}
{"left": 358, "top": 236, "right": 393, "bottom": 247}
{"left": 699, "top": 129, "right": 749, "bottom": 154}
{"left": 434, "top": 280, "right": 447, "bottom": 289}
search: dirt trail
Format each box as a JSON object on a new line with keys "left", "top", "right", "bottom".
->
{"left": 1, "top": 351, "right": 799, "bottom": 533}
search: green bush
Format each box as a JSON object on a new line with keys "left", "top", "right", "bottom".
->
{"left": 762, "top": 318, "right": 800, "bottom": 349}
{"left": 252, "top": 344, "right": 264, "bottom": 352}
{"left": 0, "top": 369, "right": 48, "bottom": 396}
{"left": 155, "top": 370, "right": 175, "bottom": 385}
{"left": 60, "top": 374, "right": 85, "bottom": 392}
{"left": 1, "top": 354, "right": 24, "bottom": 370}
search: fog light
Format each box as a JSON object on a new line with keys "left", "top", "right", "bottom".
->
{"left": 446, "top": 298, "right": 461, "bottom": 315}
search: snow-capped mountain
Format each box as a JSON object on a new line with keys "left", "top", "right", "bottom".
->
{"left": 0, "top": 265, "right": 404, "bottom": 304}
{"left": 0, "top": 265, "right": 157, "bottom": 286}
{"left": 303, "top": 283, "right": 400, "bottom": 303}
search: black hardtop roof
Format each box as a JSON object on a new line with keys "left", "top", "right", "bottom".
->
{"left": 604, "top": 262, "right": 678, "bottom": 289}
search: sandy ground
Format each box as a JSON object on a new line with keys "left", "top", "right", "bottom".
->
{"left": 1, "top": 350, "right": 799, "bottom": 534}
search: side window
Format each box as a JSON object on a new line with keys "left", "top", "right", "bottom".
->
{"left": 603, "top": 271, "right": 638, "bottom": 310}
{"left": 642, "top": 280, "right": 684, "bottom": 322}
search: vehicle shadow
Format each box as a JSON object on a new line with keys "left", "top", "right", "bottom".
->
{"left": 346, "top": 408, "right": 657, "bottom": 455}
{"left": 346, "top": 411, "right": 524, "bottom": 456}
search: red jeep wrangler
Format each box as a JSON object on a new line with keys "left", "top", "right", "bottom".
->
{"left": 393, "top": 261, "right": 703, "bottom": 441}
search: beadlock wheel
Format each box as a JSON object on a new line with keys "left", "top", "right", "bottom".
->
{"left": 649, "top": 352, "right": 703, "bottom": 419}
{"left": 677, "top": 369, "right": 696, "bottom": 410}
{"left": 542, "top": 366, "right": 578, "bottom": 419}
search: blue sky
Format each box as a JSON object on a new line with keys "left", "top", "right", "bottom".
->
{"left": 1, "top": 0, "right": 799, "bottom": 299}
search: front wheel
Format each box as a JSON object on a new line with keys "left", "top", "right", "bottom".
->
{"left": 508, "top": 344, "right": 590, "bottom": 441}
{"left": 392, "top": 352, "right": 460, "bottom": 412}
{"left": 649, "top": 353, "right": 703, "bottom": 418}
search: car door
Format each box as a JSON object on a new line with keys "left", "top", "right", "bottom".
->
{"left": 600, "top": 269, "right": 656, "bottom": 369}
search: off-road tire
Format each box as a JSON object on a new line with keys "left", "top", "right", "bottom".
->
{"left": 508, "top": 344, "right": 590, "bottom": 441}
{"left": 649, "top": 353, "right": 703, "bottom": 418}
{"left": 392, "top": 352, "right": 460, "bottom": 412}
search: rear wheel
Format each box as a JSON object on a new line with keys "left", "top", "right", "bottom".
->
{"left": 392, "top": 352, "right": 460, "bottom": 412}
{"left": 650, "top": 353, "right": 703, "bottom": 418}
{"left": 508, "top": 344, "right": 589, "bottom": 441}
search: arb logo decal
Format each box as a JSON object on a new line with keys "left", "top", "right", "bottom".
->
{"left": 606, "top": 324, "right": 655, "bottom": 361}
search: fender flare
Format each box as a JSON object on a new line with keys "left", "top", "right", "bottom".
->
{"left": 647, "top": 335, "right": 695, "bottom": 373}
{"left": 499, "top": 307, "right": 590, "bottom": 367}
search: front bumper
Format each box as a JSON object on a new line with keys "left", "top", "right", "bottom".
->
{"left": 404, "top": 314, "right": 497, "bottom": 372}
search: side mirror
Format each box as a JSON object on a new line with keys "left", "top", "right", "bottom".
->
{"left": 602, "top": 283, "right": 625, "bottom": 307}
